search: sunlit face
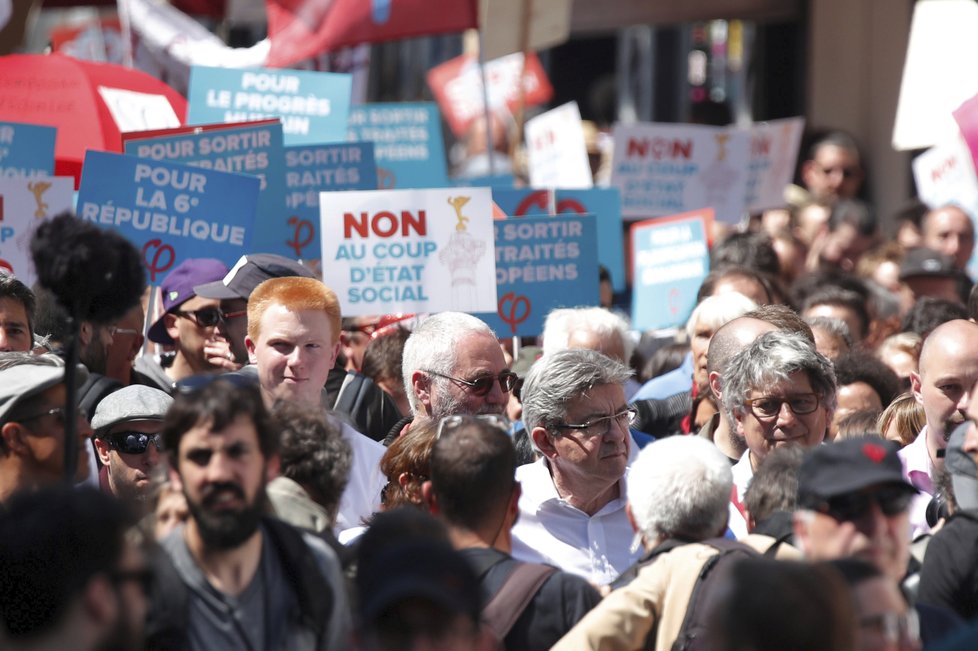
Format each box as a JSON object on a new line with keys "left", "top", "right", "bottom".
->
{"left": 428, "top": 333, "right": 509, "bottom": 418}
{"left": 689, "top": 319, "right": 715, "bottom": 392}
{"left": 94, "top": 420, "right": 165, "bottom": 504}
{"left": 165, "top": 296, "right": 227, "bottom": 371}
{"left": 853, "top": 576, "right": 921, "bottom": 651}
{"left": 247, "top": 304, "right": 340, "bottom": 406}
{"left": 912, "top": 331, "right": 978, "bottom": 449}
{"left": 736, "top": 371, "right": 830, "bottom": 468}
{"left": 0, "top": 296, "right": 32, "bottom": 352}
{"left": 802, "top": 144, "right": 863, "bottom": 202}
{"left": 544, "top": 383, "right": 630, "bottom": 493}
{"left": 832, "top": 382, "right": 883, "bottom": 437}
{"left": 922, "top": 206, "right": 975, "bottom": 271}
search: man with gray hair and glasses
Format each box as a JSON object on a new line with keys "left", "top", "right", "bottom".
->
{"left": 511, "top": 348, "right": 640, "bottom": 585}
{"left": 721, "top": 331, "right": 837, "bottom": 537}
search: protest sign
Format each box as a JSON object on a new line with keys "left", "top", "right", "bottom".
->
{"left": 745, "top": 117, "right": 804, "bottom": 212}
{"left": 0, "top": 121, "right": 56, "bottom": 178}
{"left": 611, "top": 122, "right": 749, "bottom": 224}
{"left": 187, "top": 66, "right": 352, "bottom": 145}
{"left": 124, "top": 120, "right": 292, "bottom": 259}
{"left": 524, "top": 101, "right": 593, "bottom": 189}
{"left": 0, "top": 176, "right": 73, "bottom": 286}
{"left": 77, "top": 151, "right": 261, "bottom": 280}
{"left": 347, "top": 103, "right": 449, "bottom": 188}
{"left": 631, "top": 209, "right": 713, "bottom": 331}
{"left": 320, "top": 187, "right": 496, "bottom": 315}
{"left": 913, "top": 135, "right": 978, "bottom": 215}
{"left": 492, "top": 187, "right": 625, "bottom": 292}
{"left": 475, "top": 214, "right": 598, "bottom": 337}
{"left": 427, "top": 52, "right": 553, "bottom": 137}
{"left": 285, "top": 142, "right": 378, "bottom": 262}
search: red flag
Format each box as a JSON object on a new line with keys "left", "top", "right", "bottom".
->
{"left": 266, "top": 0, "right": 478, "bottom": 67}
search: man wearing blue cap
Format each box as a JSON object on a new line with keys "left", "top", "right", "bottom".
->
{"left": 135, "top": 257, "right": 231, "bottom": 391}
{"left": 92, "top": 384, "right": 173, "bottom": 511}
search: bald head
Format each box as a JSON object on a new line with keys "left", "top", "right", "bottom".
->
{"left": 913, "top": 319, "right": 978, "bottom": 449}
{"left": 707, "top": 317, "right": 777, "bottom": 379}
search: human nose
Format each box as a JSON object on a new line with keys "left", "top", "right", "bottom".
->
{"left": 775, "top": 400, "right": 800, "bottom": 426}
{"left": 0, "top": 328, "right": 11, "bottom": 352}
{"left": 204, "top": 453, "right": 235, "bottom": 483}
{"left": 145, "top": 442, "right": 161, "bottom": 467}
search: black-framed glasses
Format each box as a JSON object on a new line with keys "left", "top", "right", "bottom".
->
{"left": 110, "top": 568, "right": 154, "bottom": 596}
{"left": 172, "top": 308, "right": 240, "bottom": 328}
{"left": 424, "top": 369, "right": 518, "bottom": 397}
{"left": 555, "top": 406, "right": 637, "bottom": 438}
{"left": 437, "top": 414, "right": 512, "bottom": 439}
{"left": 859, "top": 609, "right": 920, "bottom": 645}
{"left": 106, "top": 431, "right": 164, "bottom": 455}
{"left": 745, "top": 393, "right": 821, "bottom": 420}
{"left": 18, "top": 406, "right": 89, "bottom": 426}
{"left": 815, "top": 485, "right": 914, "bottom": 522}
{"left": 174, "top": 372, "right": 259, "bottom": 395}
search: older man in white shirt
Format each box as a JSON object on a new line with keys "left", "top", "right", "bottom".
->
{"left": 512, "top": 348, "right": 640, "bottom": 585}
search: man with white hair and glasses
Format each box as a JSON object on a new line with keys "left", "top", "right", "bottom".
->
{"left": 511, "top": 348, "right": 639, "bottom": 585}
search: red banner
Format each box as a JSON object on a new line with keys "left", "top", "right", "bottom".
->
{"left": 266, "top": 0, "right": 478, "bottom": 67}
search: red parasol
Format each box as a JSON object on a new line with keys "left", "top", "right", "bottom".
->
{"left": 0, "top": 53, "right": 187, "bottom": 186}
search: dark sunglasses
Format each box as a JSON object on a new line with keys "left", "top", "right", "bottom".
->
{"left": 816, "top": 485, "right": 914, "bottom": 522}
{"left": 174, "top": 372, "right": 259, "bottom": 395}
{"left": 424, "top": 369, "right": 518, "bottom": 397}
{"left": 106, "top": 431, "right": 164, "bottom": 455}
{"left": 172, "top": 308, "right": 241, "bottom": 328}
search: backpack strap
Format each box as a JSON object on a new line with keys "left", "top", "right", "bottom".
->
{"left": 482, "top": 562, "right": 558, "bottom": 641}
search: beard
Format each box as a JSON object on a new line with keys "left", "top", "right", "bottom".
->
{"left": 430, "top": 382, "right": 505, "bottom": 420}
{"left": 185, "top": 481, "right": 264, "bottom": 550}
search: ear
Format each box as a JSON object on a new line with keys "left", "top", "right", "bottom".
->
{"left": 531, "top": 426, "right": 557, "bottom": 460}
{"left": 328, "top": 341, "right": 342, "bottom": 369}
{"left": 708, "top": 371, "right": 723, "bottom": 401}
{"left": 81, "top": 574, "right": 118, "bottom": 630}
{"left": 163, "top": 313, "right": 180, "bottom": 342}
{"left": 421, "top": 480, "right": 437, "bottom": 514}
{"left": 412, "top": 370, "right": 432, "bottom": 415}
{"left": 78, "top": 321, "right": 94, "bottom": 347}
{"left": 245, "top": 335, "right": 257, "bottom": 364}
{"left": 910, "top": 371, "right": 924, "bottom": 405}
{"left": 265, "top": 454, "right": 280, "bottom": 482}
{"left": 1, "top": 422, "right": 27, "bottom": 456}
{"left": 93, "top": 436, "right": 112, "bottom": 466}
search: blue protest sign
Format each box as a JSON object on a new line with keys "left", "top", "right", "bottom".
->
{"left": 124, "top": 121, "right": 292, "bottom": 259}
{"left": 347, "top": 103, "right": 449, "bottom": 189}
{"left": 187, "top": 66, "right": 352, "bottom": 145}
{"left": 77, "top": 151, "right": 260, "bottom": 281}
{"left": 492, "top": 187, "right": 626, "bottom": 292}
{"left": 475, "top": 215, "right": 599, "bottom": 337}
{"left": 631, "top": 209, "right": 713, "bottom": 331}
{"left": 285, "top": 142, "right": 378, "bottom": 261}
{"left": 0, "top": 121, "right": 56, "bottom": 177}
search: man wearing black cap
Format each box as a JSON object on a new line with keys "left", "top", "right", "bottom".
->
{"left": 900, "top": 248, "right": 967, "bottom": 304}
{"left": 91, "top": 384, "right": 173, "bottom": 511}
{"left": 0, "top": 352, "right": 92, "bottom": 502}
{"left": 136, "top": 257, "right": 232, "bottom": 392}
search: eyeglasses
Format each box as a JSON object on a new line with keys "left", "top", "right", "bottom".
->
{"left": 172, "top": 308, "right": 241, "bottom": 328}
{"left": 437, "top": 414, "right": 512, "bottom": 439}
{"left": 106, "top": 431, "right": 164, "bottom": 455}
{"left": 745, "top": 393, "right": 821, "bottom": 420}
{"left": 860, "top": 609, "right": 920, "bottom": 645}
{"left": 108, "top": 326, "right": 141, "bottom": 337}
{"left": 815, "top": 485, "right": 914, "bottom": 522}
{"left": 555, "top": 407, "right": 637, "bottom": 437}
{"left": 110, "top": 568, "right": 154, "bottom": 596}
{"left": 18, "top": 406, "right": 89, "bottom": 426}
{"left": 424, "top": 369, "right": 518, "bottom": 397}
{"left": 174, "top": 372, "right": 259, "bottom": 395}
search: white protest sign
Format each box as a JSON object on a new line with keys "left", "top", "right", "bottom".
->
{"left": 746, "top": 117, "right": 804, "bottom": 212}
{"left": 98, "top": 87, "right": 182, "bottom": 133}
{"left": 525, "top": 101, "right": 593, "bottom": 189}
{"left": 913, "top": 135, "right": 978, "bottom": 215}
{"left": 611, "top": 122, "right": 750, "bottom": 223}
{"left": 0, "top": 176, "right": 74, "bottom": 285}
{"left": 320, "top": 187, "right": 497, "bottom": 315}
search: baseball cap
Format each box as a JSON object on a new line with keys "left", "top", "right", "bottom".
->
{"left": 797, "top": 438, "right": 916, "bottom": 509}
{"left": 91, "top": 385, "right": 173, "bottom": 436}
{"left": 147, "top": 258, "right": 228, "bottom": 345}
{"left": 0, "top": 354, "right": 89, "bottom": 425}
{"left": 194, "top": 254, "right": 317, "bottom": 300}
{"left": 946, "top": 421, "right": 978, "bottom": 511}
{"left": 899, "top": 247, "right": 959, "bottom": 281}
{"left": 357, "top": 539, "right": 481, "bottom": 625}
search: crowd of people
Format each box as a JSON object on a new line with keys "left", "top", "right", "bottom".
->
{"left": 3, "top": 129, "right": 978, "bottom": 650}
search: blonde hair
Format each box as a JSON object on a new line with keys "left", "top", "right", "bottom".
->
{"left": 247, "top": 277, "right": 341, "bottom": 344}
{"left": 877, "top": 392, "right": 925, "bottom": 448}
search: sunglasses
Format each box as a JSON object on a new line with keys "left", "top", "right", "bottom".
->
{"left": 106, "top": 431, "right": 164, "bottom": 455}
{"left": 174, "top": 372, "right": 259, "bottom": 395}
{"left": 815, "top": 485, "right": 914, "bottom": 522}
{"left": 172, "top": 308, "right": 244, "bottom": 328}
{"left": 18, "top": 406, "right": 89, "bottom": 426}
{"left": 424, "top": 369, "right": 518, "bottom": 397}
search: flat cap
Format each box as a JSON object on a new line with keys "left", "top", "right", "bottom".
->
{"left": 91, "top": 385, "right": 173, "bottom": 435}
{"left": 0, "top": 354, "right": 88, "bottom": 425}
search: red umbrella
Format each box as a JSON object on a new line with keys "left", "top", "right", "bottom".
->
{"left": 0, "top": 53, "right": 187, "bottom": 186}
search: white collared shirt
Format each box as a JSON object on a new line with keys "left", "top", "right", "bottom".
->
{"left": 728, "top": 450, "right": 754, "bottom": 539}
{"left": 332, "top": 417, "right": 386, "bottom": 535}
{"left": 510, "top": 458, "right": 641, "bottom": 585}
